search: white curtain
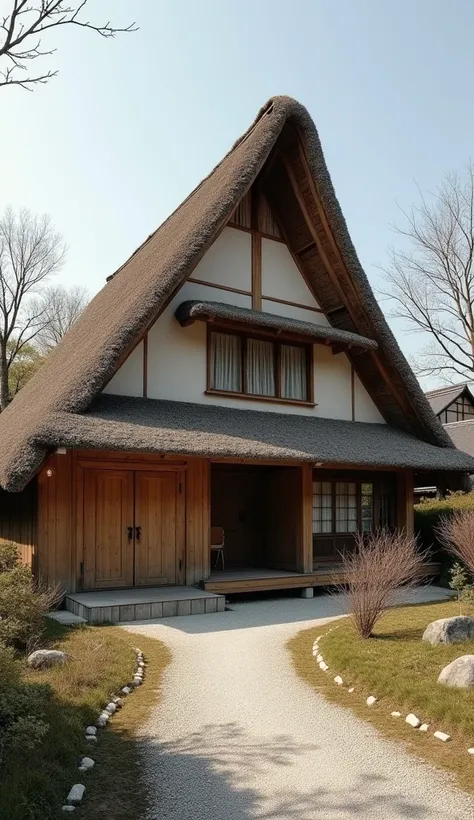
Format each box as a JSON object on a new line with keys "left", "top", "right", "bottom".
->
{"left": 210, "top": 332, "right": 242, "bottom": 392}
{"left": 335, "top": 482, "right": 357, "bottom": 533}
{"left": 281, "top": 344, "right": 307, "bottom": 400}
{"left": 247, "top": 338, "right": 275, "bottom": 396}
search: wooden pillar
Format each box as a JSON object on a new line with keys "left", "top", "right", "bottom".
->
{"left": 299, "top": 464, "right": 314, "bottom": 573}
{"left": 37, "top": 451, "right": 74, "bottom": 591}
{"left": 397, "top": 470, "right": 414, "bottom": 535}
{"left": 185, "top": 458, "right": 210, "bottom": 585}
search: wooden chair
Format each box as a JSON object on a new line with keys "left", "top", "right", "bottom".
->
{"left": 210, "top": 526, "right": 225, "bottom": 570}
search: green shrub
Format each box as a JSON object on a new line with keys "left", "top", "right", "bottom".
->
{"left": 0, "top": 540, "right": 60, "bottom": 652}
{"left": 0, "top": 642, "right": 50, "bottom": 768}
{"left": 415, "top": 491, "right": 474, "bottom": 586}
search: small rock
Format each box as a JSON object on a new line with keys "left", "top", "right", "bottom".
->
{"left": 114, "top": 697, "right": 124, "bottom": 708}
{"left": 391, "top": 712, "right": 402, "bottom": 718}
{"left": 334, "top": 676, "right": 344, "bottom": 686}
{"left": 27, "top": 649, "right": 69, "bottom": 669}
{"left": 85, "top": 726, "right": 97, "bottom": 736}
{"left": 315, "top": 635, "right": 322, "bottom": 642}
{"left": 423, "top": 616, "right": 474, "bottom": 646}
{"left": 348, "top": 687, "right": 355, "bottom": 694}
{"left": 138, "top": 660, "right": 145, "bottom": 668}
{"left": 61, "top": 806, "right": 75, "bottom": 813}
{"left": 66, "top": 784, "right": 86, "bottom": 805}
{"left": 85, "top": 735, "right": 97, "bottom": 743}
{"left": 121, "top": 686, "right": 131, "bottom": 695}
{"left": 96, "top": 716, "right": 107, "bottom": 728}
{"left": 105, "top": 702, "right": 116, "bottom": 715}
{"left": 419, "top": 724, "right": 430, "bottom": 732}
{"left": 312, "top": 649, "right": 318, "bottom": 657}
{"left": 438, "top": 655, "right": 474, "bottom": 688}
{"left": 467, "top": 748, "right": 474, "bottom": 754}
{"left": 319, "top": 661, "right": 329, "bottom": 672}
{"left": 316, "top": 654, "right": 323, "bottom": 663}
{"left": 434, "top": 731, "right": 451, "bottom": 742}
{"left": 366, "top": 696, "right": 377, "bottom": 706}
{"left": 79, "top": 757, "right": 94, "bottom": 771}
{"left": 405, "top": 713, "right": 422, "bottom": 729}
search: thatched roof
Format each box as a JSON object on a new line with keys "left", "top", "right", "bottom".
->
{"left": 0, "top": 96, "right": 460, "bottom": 490}
{"left": 175, "top": 301, "right": 378, "bottom": 350}
{"left": 425, "top": 383, "right": 474, "bottom": 416}
{"left": 39, "top": 395, "right": 474, "bottom": 472}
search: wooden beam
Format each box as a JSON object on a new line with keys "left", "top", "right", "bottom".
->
{"left": 143, "top": 332, "right": 148, "bottom": 398}
{"left": 251, "top": 232, "right": 262, "bottom": 310}
{"left": 351, "top": 365, "right": 355, "bottom": 421}
{"left": 397, "top": 470, "right": 414, "bottom": 534}
{"left": 300, "top": 464, "right": 314, "bottom": 573}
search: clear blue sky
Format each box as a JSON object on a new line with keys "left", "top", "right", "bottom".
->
{"left": 2, "top": 0, "right": 474, "bottom": 388}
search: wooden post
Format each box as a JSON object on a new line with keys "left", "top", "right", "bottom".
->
{"left": 397, "top": 470, "right": 414, "bottom": 535}
{"left": 299, "top": 464, "right": 314, "bottom": 573}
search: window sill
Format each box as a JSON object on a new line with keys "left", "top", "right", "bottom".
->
{"left": 205, "top": 389, "right": 317, "bottom": 409}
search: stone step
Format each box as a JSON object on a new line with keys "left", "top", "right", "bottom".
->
{"left": 64, "top": 586, "right": 225, "bottom": 623}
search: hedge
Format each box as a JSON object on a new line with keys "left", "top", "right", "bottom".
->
{"left": 415, "top": 491, "right": 474, "bottom": 585}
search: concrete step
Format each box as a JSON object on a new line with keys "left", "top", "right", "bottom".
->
{"left": 64, "top": 586, "right": 225, "bottom": 623}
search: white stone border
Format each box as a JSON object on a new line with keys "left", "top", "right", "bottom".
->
{"left": 61, "top": 647, "right": 145, "bottom": 812}
{"left": 310, "top": 632, "right": 469, "bottom": 752}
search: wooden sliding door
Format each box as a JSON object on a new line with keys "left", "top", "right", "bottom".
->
{"left": 81, "top": 464, "right": 184, "bottom": 590}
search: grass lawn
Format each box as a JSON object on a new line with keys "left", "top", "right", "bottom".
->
{"left": 289, "top": 600, "right": 474, "bottom": 794}
{"left": 0, "top": 619, "right": 170, "bottom": 820}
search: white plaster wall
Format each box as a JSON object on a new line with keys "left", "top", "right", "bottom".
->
{"left": 261, "top": 237, "right": 322, "bottom": 309}
{"left": 261, "top": 299, "right": 330, "bottom": 327}
{"left": 103, "top": 340, "right": 143, "bottom": 397}
{"left": 313, "top": 347, "right": 352, "bottom": 420}
{"left": 354, "top": 372, "right": 385, "bottom": 423}
{"left": 190, "top": 226, "right": 251, "bottom": 291}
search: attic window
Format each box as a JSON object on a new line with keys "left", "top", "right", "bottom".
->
{"left": 207, "top": 328, "right": 313, "bottom": 405}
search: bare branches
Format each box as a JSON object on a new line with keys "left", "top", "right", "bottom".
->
{"left": 437, "top": 510, "right": 474, "bottom": 575}
{"left": 338, "top": 530, "right": 428, "bottom": 638}
{"left": 0, "top": 1, "right": 137, "bottom": 91}
{"left": 33, "top": 283, "right": 89, "bottom": 352}
{"left": 380, "top": 163, "right": 474, "bottom": 382}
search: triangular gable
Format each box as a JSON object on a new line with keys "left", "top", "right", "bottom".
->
{"left": 0, "top": 96, "right": 453, "bottom": 490}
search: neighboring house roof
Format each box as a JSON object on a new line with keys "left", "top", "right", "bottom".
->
{"left": 36, "top": 395, "right": 474, "bottom": 472}
{"left": 425, "top": 383, "right": 474, "bottom": 416}
{"left": 444, "top": 420, "right": 474, "bottom": 459}
{"left": 175, "top": 300, "right": 378, "bottom": 350}
{"left": 0, "top": 96, "right": 463, "bottom": 491}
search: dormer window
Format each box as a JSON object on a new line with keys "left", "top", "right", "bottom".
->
{"left": 207, "top": 328, "right": 313, "bottom": 405}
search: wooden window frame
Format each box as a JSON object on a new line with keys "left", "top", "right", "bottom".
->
{"left": 312, "top": 473, "right": 396, "bottom": 537}
{"left": 206, "top": 324, "right": 315, "bottom": 407}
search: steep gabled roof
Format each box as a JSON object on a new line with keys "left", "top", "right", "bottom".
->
{"left": 444, "top": 419, "right": 474, "bottom": 459}
{"left": 425, "top": 383, "right": 474, "bottom": 416}
{"left": 0, "top": 96, "right": 458, "bottom": 491}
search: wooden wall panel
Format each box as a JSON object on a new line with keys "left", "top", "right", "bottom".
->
{"left": 0, "top": 481, "right": 37, "bottom": 569}
{"left": 185, "top": 458, "right": 210, "bottom": 584}
{"left": 263, "top": 467, "right": 302, "bottom": 571}
{"left": 37, "top": 452, "right": 74, "bottom": 592}
{"left": 397, "top": 470, "right": 414, "bottom": 535}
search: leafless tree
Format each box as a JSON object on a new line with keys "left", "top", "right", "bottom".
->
{"left": 0, "top": 206, "right": 66, "bottom": 410}
{"left": 34, "top": 283, "right": 89, "bottom": 352}
{"left": 337, "top": 530, "right": 428, "bottom": 638}
{"left": 0, "top": 1, "right": 137, "bottom": 91}
{"left": 437, "top": 510, "right": 474, "bottom": 575}
{"left": 380, "top": 163, "right": 474, "bottom": 383}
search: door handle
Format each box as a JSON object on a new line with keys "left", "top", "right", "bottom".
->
{"left": 127, "top": 526, "right": 133, "bottom": 542}
{"left": 135, "top": 526, "right": 141, "bottom": 542}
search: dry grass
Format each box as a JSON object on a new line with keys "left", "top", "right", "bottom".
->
{"left": 289, "top": 600, "right": 474, "bottom": 794}
{"left": 437, "top": 510, "right": 474, "bottom": 575}
{"left": 0, "top": 619, "right": 170, "bottom": 820}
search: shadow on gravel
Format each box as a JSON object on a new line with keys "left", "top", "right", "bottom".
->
{"left": 141, "top": 722, "right": 431, "bottom": 819}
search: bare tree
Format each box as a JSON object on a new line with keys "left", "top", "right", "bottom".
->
{"left": 34, "top": 283, "right": 89, "bottom": 352}
{"left": 0, "top": 1, "right": 137, "bottom": 91}
{"left": 437, "top": 510, "right": 474, "bottom": 575}
{"left": 0, "top": 206, "right": 65, "bottom": 410}
{"left": 380, "top": 163, "right": 474, "bottom": 383}
{"left": 337, "top": 530, "right": 428, "bottom": 638}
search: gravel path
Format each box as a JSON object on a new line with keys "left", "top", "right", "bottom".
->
{"left": 125, "top": 587, "right": 474, "bottom": 819}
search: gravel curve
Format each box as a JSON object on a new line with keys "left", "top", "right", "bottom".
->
{"left": 125, "top": 587, "right": 474, "bottom": 819}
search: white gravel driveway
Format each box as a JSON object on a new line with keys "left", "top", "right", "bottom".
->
{"left": 125, "top": 587, "right": 474, "bottom": 819}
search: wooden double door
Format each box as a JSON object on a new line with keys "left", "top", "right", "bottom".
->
{"left": 82, "top": 466, "right": 184, "bottom": 590}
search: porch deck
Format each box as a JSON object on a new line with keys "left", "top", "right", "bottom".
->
{"left": 202, "top": 562, "right": 441, "bottom": 595}
{"left": 65, "top": 586, "right": 225, "bottom": 623}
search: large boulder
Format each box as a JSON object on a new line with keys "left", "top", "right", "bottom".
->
{"left": 422, "top": 616, "right": 474, "bottom": 646}
{"left": 27, "top": 649, "right": 69, "bottom": 669}
{"left": 438, "top": 655, "right": 474, "bottom": 688}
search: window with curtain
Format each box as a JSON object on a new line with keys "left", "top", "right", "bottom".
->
{"left": 208, "top": 329, "right": 311, "bottom": 403}
{"left": 312, "top": 478, "right": 394, "bottom": 535}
